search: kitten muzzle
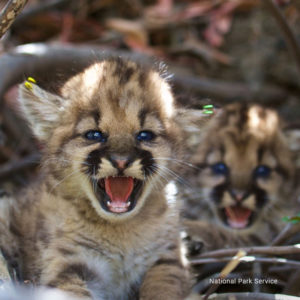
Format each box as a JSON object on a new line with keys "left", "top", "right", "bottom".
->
{"left": 224, "top": 206, "right": 252, "bottom": 229}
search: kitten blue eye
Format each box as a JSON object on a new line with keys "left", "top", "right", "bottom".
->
{"left": 136, "top": 131, "right": 155, "bottom": 142}
{"left": 211, "top": 162, "right": 228, "bottom": 175}
{"left": 254, "top": 165, "right": 271, "bottom": 178}
{"left": 85, "top": 130, "right": 107, "bottom": 142}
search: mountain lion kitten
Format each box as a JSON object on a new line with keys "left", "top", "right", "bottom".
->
{"left": 182, "top": 103, "right": 297, "bottom": 252}
{"left": 0, "top": 58, "right": 189, "bottom": 299}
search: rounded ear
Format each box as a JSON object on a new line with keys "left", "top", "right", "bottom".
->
{"left": 174, "top": 108, "right": 212, "bottom": 133}
{"left": 18, "top": 80, "right": 67, "bottom": 141}
{"left": 174, "top": 107, "right": 222, "bottom": 138}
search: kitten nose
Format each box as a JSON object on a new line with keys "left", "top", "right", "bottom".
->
{"left": 116, "top": 159, "right": 127, "bottom": 169}
{"left": 231, "top": 189, "right": 247, "bottom": 202}
{"left": 109, "top": 154, "right": 130, "bottom": 170}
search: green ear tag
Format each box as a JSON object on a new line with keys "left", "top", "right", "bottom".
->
{"left": 203, "top": 110, "right": 214, "bottom": 114}
{"left": 203, "top": 104, "right": 214, "bottom": 115}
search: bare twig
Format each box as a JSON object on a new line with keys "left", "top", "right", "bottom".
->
{"left": 271, "top": 223, "right": 300, "bottom": 246}
{"left": 283, "top": 269, "right": 300, "bottom": 295}
{"left": 269, "top": 265, "right": 299, "bottom": 273}
{"left": 252, "top": 262, "right": 262, "bottom": 293}
{"left": 206, "top": 292, "right": 300, "bottom": 300}
{"left": 263, "top": 0, "right": 300, "bottom": 78}
{"left": 194, "top": 244, "right": 300, "bottom": 259}
{"left": 0, "top": 153, "right": 40, "bottom": 180}
{"left": 190, "top": 256, "right": 300, "bottom": 267}
{"left": 203, "top": 250, "right": 246, "bottom": 300}
{"left": 0, "top": 0, "right": 28, "bottom": 39}
{"left": 169, "top": 39, "right": 233, "bottom": 65}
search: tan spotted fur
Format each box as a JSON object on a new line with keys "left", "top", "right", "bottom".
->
{"left": 0, "top": 58, "right": 189, "bottom": 299}
{"left": 182, "top": 103, "right": 297, "bottom": 252}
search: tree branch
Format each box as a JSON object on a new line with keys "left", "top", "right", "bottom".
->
{"left": 0, "top": 43, "right": 291, "bottom": 106}
{"left": 190, "top": 256, "right": 300, "bottom": 267}
{"left": 263, "top": 0, "right": 300, "bottom": 78}
{"left": 202, "top": 292, "right": 300, "bottom": 300}
{"left": 283, "top": 269, "right": 300, "bottom": 295}
{"left": 271, "top": 223, "right": 300, "bottom": 246}
{"left": 0, "top": 153, "right": 40, "bottom": 180}
{"left": 0, "top": 0, "right": 28, "bottom": 39}
{"left": 194, "top": 245, "right": 300, "bottom": 259}
{"left": 172, "top": 73, "right": 289, "bottom": 104}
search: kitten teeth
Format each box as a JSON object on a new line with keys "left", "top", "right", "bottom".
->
{"left": 107, "top": 201, "right": 130, "bottom": 207}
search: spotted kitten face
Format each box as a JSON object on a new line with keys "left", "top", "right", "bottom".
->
{"left": 19, "top": 58, "right": 181, "bottom": 221}
{"left": 191, "top": 104, "right": 294, "bottom": 230}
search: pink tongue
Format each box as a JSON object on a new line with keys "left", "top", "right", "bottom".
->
{"left": 225, "top": 206, "right": 252, "bottom": 229}
{"left": 105, "top": 177, "right": 134, "bottom": 204}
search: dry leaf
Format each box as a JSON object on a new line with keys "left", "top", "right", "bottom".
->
{"left": 106, "top": 18, "right": 148, "bottom": 49}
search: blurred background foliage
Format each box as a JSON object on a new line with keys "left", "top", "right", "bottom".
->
{"left": 0, "top": 0, "right": 299, "bottom": 115}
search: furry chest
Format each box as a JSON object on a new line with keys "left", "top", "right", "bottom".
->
{"left": 85, "top": 244, "right": 160, "bottom": 300}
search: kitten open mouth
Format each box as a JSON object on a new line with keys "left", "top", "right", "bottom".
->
{"left": 220, "top": 206, "right": 254, "bottom": 229}
{"left": 96, "top": 176, "right": 143, "bottom": 213}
